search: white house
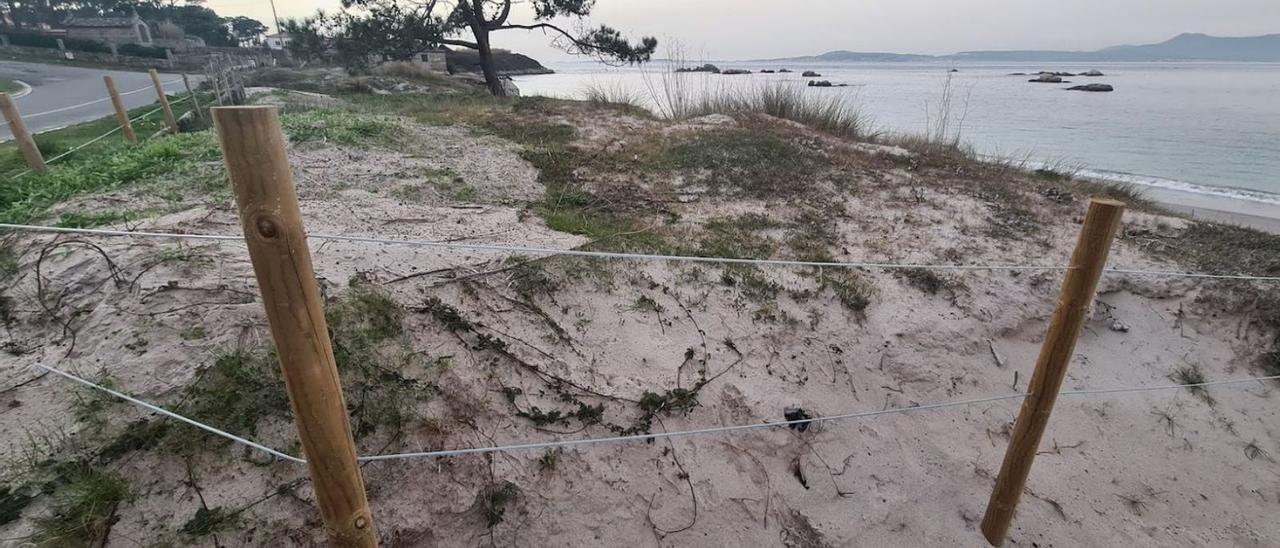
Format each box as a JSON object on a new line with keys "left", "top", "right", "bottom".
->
{"left": 264, "top": 32, "right": 291, "bottom": 51}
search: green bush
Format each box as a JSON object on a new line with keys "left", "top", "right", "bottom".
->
{"left": 5, "top": 32, "right": 111, "bottom": 53}
{"left": 117, "top": 43, "right": 169, "bottom": 59}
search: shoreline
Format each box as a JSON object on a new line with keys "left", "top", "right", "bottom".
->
{"left": 1140, "top": 184, "right": 1280, "bottom": 234}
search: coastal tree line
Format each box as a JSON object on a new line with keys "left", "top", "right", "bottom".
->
{"left": 2, "top": 0, "right": 268, "bottom": 47}
{"left": 284, "top": 0, "right": 657, "bottom": 96}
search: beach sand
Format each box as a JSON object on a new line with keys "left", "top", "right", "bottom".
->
{"left": 1143, "top": 185, "right": 1280, "bottom": 234}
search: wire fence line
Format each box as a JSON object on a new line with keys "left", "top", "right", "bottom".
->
{"left": 29, "top": 362, "right": 1280, "bottom": 465}
{"left": 10, "top": 94, "right": 195, "bottom": 180}
{"left": 0, "top": 222, "right": 1278, "bottom": 282}
{"left": 22, "top": 79, "right": 184, "bottom": 120}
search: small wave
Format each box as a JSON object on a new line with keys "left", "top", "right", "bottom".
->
{"left": 1075, "top": 168, "right": 1280, "bottom": 206}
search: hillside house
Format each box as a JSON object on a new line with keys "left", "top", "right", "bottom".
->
{"left": 63, "top": 14, "right": 152, "bottom": 46}
{"left": 264, "top": 32, "right": 291, "bottom": 51}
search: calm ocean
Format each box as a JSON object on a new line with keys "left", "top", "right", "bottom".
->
{"left": 514, "top": 61, "right": 1280, "bottom": 206}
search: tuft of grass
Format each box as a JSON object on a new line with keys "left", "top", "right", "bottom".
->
{"left": 281, "top": 110, "right": 401, "bottom": 147}
{"left": 69, "top": 373, "right": 121, "bottom": 427}
{"left": 480, "top": 481, "right": 520, "bottom": 528}
{"left": 538, "top": 449, "right": 561, "bottom": 472}
{"left": 181, "top": 506, "right": 237, "bottom": 537}
{"left": 818, "top": 270, "right": 877, "bottom": 314}
{"left": 31, "top": 465, "right": 131, "bottom": 546}
{"left": 1171, "top": 364, "right": 1214, "bottom": 406}
{"left": 0, "top": 485, "right": 34, "bottom": 527}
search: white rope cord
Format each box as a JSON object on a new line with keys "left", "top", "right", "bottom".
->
{"left": 28, "top": 362, "right": 1280, "bottom": 464}
{"left": 33, "top": 363, "right": 306, "bottom": 464}
{"left": 10, "top": 95, "right": 198, "bottom": 180}
{"left": 1, "top": 222, "right": 1278, "bottom": 281}
{"left": 23, "top": 79, "right": 185, "bottom": 119}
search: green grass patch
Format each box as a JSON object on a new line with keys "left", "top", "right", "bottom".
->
{"left": 694, "top": 213, "right": 782, "bottom": 259}
{"left": 0, "top": 132, "right": 219, "bottom": 224}
{"left": 280, "top": 110, "right": 401, "bottom": 147}
{"left": 54, "top": 209, "right": 147, "bottom": 228}
{"left": 0, "top": 93, "right": 211, "bottom": 178}
{"left": 658, "top": 129, "right": 826, "bottom": 196}
{"left": 326, "top": 283, "right": 435, "bottom": 438}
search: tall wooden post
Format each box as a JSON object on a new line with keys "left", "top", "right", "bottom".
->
{"left": 182, "top": 73, "right": 203, "bottom": 120}
{"left": 980, "top": 199, "right": 1125, "bottom": 546}
{"left": 148, "top": 68, "right": 179, "bottom": 134}
{"left": 0, "top": 93, "right": 45, "bottom": 173}
{"left": 212, "top": 106, "right": 378, "bottom": 548}
{"left": 104, "top": 76, "right": 138, "bottom": 144}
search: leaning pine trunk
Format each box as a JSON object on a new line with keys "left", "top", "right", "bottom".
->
{"left": 472, "top": 25, "right": 506, "bottom": 97}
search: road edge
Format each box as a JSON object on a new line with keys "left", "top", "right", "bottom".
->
{"left": 10, "top": 80, "right": 32, "bottom": 99}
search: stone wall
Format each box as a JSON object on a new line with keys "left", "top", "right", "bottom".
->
{"left": 0, "top": 43, "right": 277, "bottom": 72}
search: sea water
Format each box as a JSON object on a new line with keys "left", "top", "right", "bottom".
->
{"left": 514, "top": 61, "right": 1280, "bottom": 206}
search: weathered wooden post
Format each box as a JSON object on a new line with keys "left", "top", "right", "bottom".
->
{"left": 0, "top": 93, "right": 45, "bottom": 173}
{"left": 104, "top": 76, "right": 138, "bottom": 144}
{"left": 182, "top": 73, "right": 203, "bottom": 120}
{"left": 212, "top": 106, "right": 378, "bottom": 548}
{"left": 148, "top": 68, "right": 179, "bottom": 134}
{"left": 980, "top": 198, "right": 1125, "bottom": 545}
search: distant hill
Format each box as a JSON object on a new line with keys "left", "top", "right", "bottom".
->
{"left": 763, "top": 33, "right": 1280, "bottom": 63}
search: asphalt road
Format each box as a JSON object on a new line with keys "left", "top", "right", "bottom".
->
{"left": 0, "top": 60, "right": 198, "bottom": 141}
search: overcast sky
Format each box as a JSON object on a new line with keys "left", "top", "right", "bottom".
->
{"left": 207, "top": 0, "right": 1280, "bottom": 61}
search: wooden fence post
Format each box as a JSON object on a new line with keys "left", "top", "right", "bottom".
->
{"left": 182, "top": 73, "right": 203, "bottom": 120}
{"left": 212, "top": 106, "right": 378, "bottom": 548}
{"left": 0, "top": 92, "right": 45, "bottom": 173}
{"left": 104, "top": 76, "right": 138, "bottom": 144}
{"left": 980, "top": 198, "right": 1125, "bottom": 546}
{"left": 148, "top": 68, "right": 179, "bottom": 134}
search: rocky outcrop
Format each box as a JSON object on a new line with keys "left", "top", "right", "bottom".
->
{"left": 446, "top": 49, "right": 553, "bottom": 76}
{"left": 1066, "top": 83, "right": 1114, "bottom": 92}
{"left": 1080, "top": 69, "right": 1105, "bottom": 76}
{"left": 808, "top": 80, "right": 833, "bottom": 87}
{"left": 1029, "top": 73, "right": 1064, "bottom": 83}
{"left": 675, "top": 63, "right": 721, "bottom": 74}
{"left": 802, "top": 71, "right": 822, "bottom": 77}
{"left": 722, "top": 69, "right": 752, "bottom": 75}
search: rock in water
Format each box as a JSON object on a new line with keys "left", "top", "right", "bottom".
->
{"left": 1081, "top": 69, "right": 1105, "bottom": 76}
{"left": 808, "top": 80, "right": 834, "bottom": 87}
{"left": 722, "top": 69, "right": 752, "bottom": 75}
{"left": 802, "top": 70, "right": 822, "bottom": 77}
{"left": 1029, "top": 73, "right": 1063, "bottom": 83}
{"left": 1066, "top": 83, "right": 1114, "bottom": 92}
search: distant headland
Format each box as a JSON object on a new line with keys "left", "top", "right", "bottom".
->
{"left": 757, "top": 33, "right": 1280, "bottom": 63}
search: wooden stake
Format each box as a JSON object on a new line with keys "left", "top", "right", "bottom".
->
{"left": 0, "top": 92, "right": 45, "bottom": 173}
{"left": 980, "top": 198, "right": 1125, "bottom": 546}
{"left": 182, "top": 73, "right": 203, "bottom": 120}
{"left": 148, "top": 68, "right": 179, "bottom": 134}
{"left": 103, "top": 76, "right": 138, "bottom": 144}
{"left": 212, "top": 106, "right": 378, "bottom": 548}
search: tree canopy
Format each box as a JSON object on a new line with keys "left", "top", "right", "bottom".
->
{"left": 298, "top": 0, "right": 657, "bottom": 95}
{"left": 2, "top": 0, "right": 268, "bottom": 48}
